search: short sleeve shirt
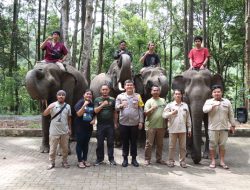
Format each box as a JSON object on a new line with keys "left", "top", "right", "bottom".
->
{"left": 142, "top": 53, "right": 160, "bottom": 67}
{"left": 49, "top": 102, "right": 71, "bottom": 136}
{"left": 144, "top": 98, "right": 166, "bottom": 129}
{"left": 188, "top": 48, "right": 210, "bottom": 68}
{"left": 94, "top": 96, "right": 115, "bottom": 125}
{"left": 42, "top": 41, "right": 68, "bottom": 62}
{"left": 74, "top": 99, "right": 95, "bottom": 129}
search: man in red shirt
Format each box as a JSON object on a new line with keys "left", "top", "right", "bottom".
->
{"left": 188, "top": 36, "right": 210, "bottom": 70}
{"left": 40, "top": 31, "right": 68, "bottom": 71}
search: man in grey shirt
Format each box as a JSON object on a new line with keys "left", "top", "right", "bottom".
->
{"left": 43, "top": 90, "right": 72, "bottom": 170}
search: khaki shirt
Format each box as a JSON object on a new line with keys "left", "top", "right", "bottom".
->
{"left": 115, "top": 92, "right": 144, "bottom": 126}
{"left": 203, "top": 98, "right": 235, "bottom": 130}
{"left": 162, "top": 101, "right": 191, "bottom": 133}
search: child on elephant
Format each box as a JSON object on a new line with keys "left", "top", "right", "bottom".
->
{"left": 40, "top": 31, "right": 68, "bottom": 71}
{"left": 188, "top": 36, "right": 210, "bottom": 70}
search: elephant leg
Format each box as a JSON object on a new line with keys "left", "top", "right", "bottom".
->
{"left": 114, "top": 126, "right": 122, "bottom": 148}
{"left": 203, "top": 114, "right": 209, "bottom": 159}
{"left": 40, "top": 115, "right": 50, "bottom": 153}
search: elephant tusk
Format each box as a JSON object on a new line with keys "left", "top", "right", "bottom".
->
{"left": 45, "top": 100, "right": 48, "bottom": 108}
{"left": 118, "top": 82, "right": 125, "bottom": 91}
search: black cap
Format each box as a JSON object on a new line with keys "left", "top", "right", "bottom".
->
{"left": 52, "top": 31, "right": 61, "bottom": 36}
{"left": 211, "top": 84, "right": 222, "bottom": 91}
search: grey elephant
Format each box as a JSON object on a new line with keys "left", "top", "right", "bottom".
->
{"left": 134, "top": 67, "right": 169, "bottom": 102}
{"left": 25, "top": 63, "right": 88, "bottom": 153}
{"left": 90, "top": 53, "right": 132, "bottom": 98}
{"left": 172, "top": 69, "right": 223, "bottom": 164}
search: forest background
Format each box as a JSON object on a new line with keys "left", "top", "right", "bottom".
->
{"left": 0, "top": 0, "right": 247, "bottom": 115}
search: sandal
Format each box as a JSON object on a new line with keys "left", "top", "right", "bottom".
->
{"left": 47, "top": 163, "right": 55, "bottom": 170}
{"left": 84, "top": 161, "right": 91, "bottom": 167}
{"left": 209, "top": 163, "right": 216, "bottom": 168}
{"left": 167, "top": 162, "right": 175, "bottom": 167}
{"left": 180, "top": 162, "right": 187, "bottom": 168}
{"left": 62, "top": 162, "right": 70, "bottom": 168}
{"left": 77, "top": 162, "right": 86, "bottom": 169}
{"left": 219, "top": 164, "right": 229, "bottom": 169}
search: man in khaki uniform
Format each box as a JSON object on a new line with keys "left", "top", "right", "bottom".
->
{"left": 144, "top": 85, "right": 166, "bottom": 165}
{"left": 162, "top": 89, "right": 192, "bottom": 168}
{"left": 203, "top": 85, "right": 236, "bottom": 169}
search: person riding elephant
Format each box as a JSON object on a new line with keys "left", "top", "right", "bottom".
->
{"left": 172, "top": 69, "right": 223, "bottom": 164}
{"left": 90, "top": 53, "right": 133, "bottom": 99}
{"left": 134, "top": 67, "right": 168, "bottom": 103}
{"left": 25, "top": 63, "right": 88, "bottom": 153}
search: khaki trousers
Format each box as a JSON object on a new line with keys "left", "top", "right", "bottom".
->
{"left": 49, "top": 134, "right": 69, "bottom": 164}
{"left": 168, "top": 133, "right": 186, "bottom": 163}
{"left": 145, "top": 128, "right": 165, "bottom": 161}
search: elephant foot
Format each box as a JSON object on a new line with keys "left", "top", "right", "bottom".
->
{"left": 40, "top": 145, "right": 49, "bottom": 153}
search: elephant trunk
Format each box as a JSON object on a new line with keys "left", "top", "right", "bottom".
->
{"left": 158, "top": 75, "right": 168, "bottom": 98}
{"left": 118, "top": 54, "right": 132, "bottom": 83}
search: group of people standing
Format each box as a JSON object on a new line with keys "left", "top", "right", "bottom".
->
{"left": 41, "top": 32, "right": 236, "bottom": 170}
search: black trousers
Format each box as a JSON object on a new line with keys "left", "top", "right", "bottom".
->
{"left": 96, "top": 124, "right": 115, "bottom": 161}
{"left": 119, "top": 124, "right": 138, "bottom": 158}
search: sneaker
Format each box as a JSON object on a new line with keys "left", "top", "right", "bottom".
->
{"left": 122, "top": 159, "right": 128, "bottom": 167}
{"left": 47, "top": 163, "right": 55, "bottom": 170}
{"left": 94, "top": 160, "right": 103, "bottom": 166}
{"left": 131, "top": 159, "right": 139, "bottom": 167}
{"left": 62, "top": 162, "right": 70, "bottom": 168}
{"left": 144, "top": 160, "right": 150, "bottom": 166}
{"left": 109, "top": 159, "right": 117, "bottom": 166}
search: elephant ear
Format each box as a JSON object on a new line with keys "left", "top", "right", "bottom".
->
{"left": 172, "top": 75, "right": 185, "bottom": 92}
{"left": 134, "top": 74, "right": 144, "bottom": 95}
{"left": 60, "top": 72, "right": 77, "bottom": 105}
{"left": 211, "top": 73, "right": 223, "bottom": 89}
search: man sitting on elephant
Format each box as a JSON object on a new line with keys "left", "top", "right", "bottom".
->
{"left": 40, "top": 30, "right": 68, "bottom": 71}
{"left": 188, "top": 36, "right": 210, "bottom": 70}
{"left": 113, "top": 40, "right": 133, "bottom": 62}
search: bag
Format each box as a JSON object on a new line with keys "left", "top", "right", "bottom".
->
{"left": 51, "top": 104, "right": 67, "bottom": 121}
{"left": 51, "top": 49, "right": 62, "bottom": 59}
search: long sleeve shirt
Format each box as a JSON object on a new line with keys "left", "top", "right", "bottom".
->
{"left": 115, "top": 92, "right": 144, "bottom": 126}
{"left": 203, "top": 98, "right": 235, "bottom": 130}
{"left": 162, "top": 101, "right": 191, "bottom": 133}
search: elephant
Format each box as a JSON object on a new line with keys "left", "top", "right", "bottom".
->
{"left": 134, "top": 67, "right": 169, "bottom": 102}
{"left": 90, "top": 53, "right": 132, "bottom": 98}
{"left": 25, "top": 63, "right": 88, "bottom": 153}
{"left": 172, "top": 69, "right": 223, "bottom": 164}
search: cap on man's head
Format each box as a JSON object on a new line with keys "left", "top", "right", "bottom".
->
{"left": 52, "top": 30, "right": 61, "bottom": 36}
{"left": 57, "top": 90, "right": 66, "bottom": 96}
{"left": 211, "top": 84, "right": 223, "bottom": 91}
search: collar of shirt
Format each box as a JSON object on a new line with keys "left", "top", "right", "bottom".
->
{"left": 173, "top": 101, "right": 184, "bottom": 106}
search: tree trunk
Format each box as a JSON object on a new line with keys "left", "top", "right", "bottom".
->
{"left": 37, "top": 0, "right": 42, "bottom": 61}
{"left": 42, "top": 0, "right": 48, "bottom": 59}
{"left": 9, "top": 0, "right": 19, "bottom": 113}
{"left": 245, "top": 0, "right": 250, "bottom": 109}
{"left": 81, "top": 0, "right": 94, "bottom": 84}
{"left": 202, "top": 0, "right": 207, "bottom": 47}
{"left": 71, "top": 0, "right": 80, "bottom": 67}
{"left": 188, "top": 0, "right": 194, "bottom": 54}
{"left": 184, "top": 0, "right": 188, "bottom": 69}
{"left": 91, "top": 0, "right": 99, "bottom": 48}
{"left": 168, "top": 0, "right": 173, "bottom": 102}
{"left": 61, "top": 0, "right": 71, "bottom": 62}
{"left": 78, "top": 0, "right": 87, "bottom": 70}
{"left": 112, "top": 0, "right": 116, "bottom": 44}
{"left": 97, "top": 0, "right": 105, "bottom": 74}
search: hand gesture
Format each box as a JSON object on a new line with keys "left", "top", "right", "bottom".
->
{"left": 213, "top": 101, "right": 220, "bottom": 108}
{"left": 48, "top": 102, "right": 56, "bottom": 109}
{"left": 102, "top": 100, "right": 109, "bottom": 107}
{"left": 188, "top": 131, "right": 192, "bottom": 137}
{"left": 84, "top": 100, "right": 90, "bottom": 106}
{"left": 171, "top": 109, "right": 178, "bottom": 116}
{"left": 47, "top": 36, "right": 53, "bottom": 40}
